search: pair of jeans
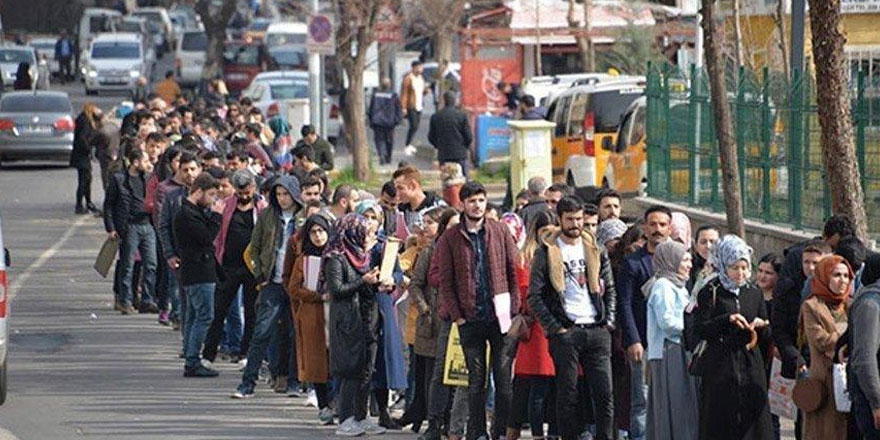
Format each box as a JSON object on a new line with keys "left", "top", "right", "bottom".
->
{"left": 629, "top": 358, "right": 648, "bottom": 440}
{"left": 183, "top": 283, "right": 215, "bottom": 369}
{"left": 119, "top": 223, "right": 158, "bottom": 308}
{"left": 203, "top": 266, "right": 256, "bottom": 361}
{"left": 458, "top": 319, "right": 512, "bottom": 440}
{"left": 854, "top": 389, "right": 880, "bottom": 439}
{"left": 373, "top": 126, "right": 394, "bottom": 164}
{"left": 168, "top": 267, "right": 181, "bottom": 322}
{"left": 238, "top": 283, "right": 287, "bottom": 391}
{"left": 268, "top": 295, "right": 295, "bottom": 386}
{"left": 549, "top": 326, "right": 614, "bottom": 440}
{"left": 338, "top": 339, "right": 379, "bottom": 422}
{"left": 220, "top": 288, "right": 243, "bottom": 353}
{"left": 509, "top": 375, "right": 557, "bottom": 437}
{"left": 405, "top": 109, "right": 421, "bottom": 146}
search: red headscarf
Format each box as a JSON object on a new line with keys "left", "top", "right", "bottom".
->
{"left": 809, "top": 255, "right": 854, "bottom": 308}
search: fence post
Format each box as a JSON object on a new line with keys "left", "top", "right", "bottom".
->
{"left": 689, "top": 64, "right": 699, "bottom": 205}
{"left": 646, "top": 62, "right": 656, "bottom": 197}
{"left": 663, "top": 64, "right": 673, "bottom": 199}
{"left": 789, "top": 68, "right": 803, "bottom": 230}
{"left": 762, "top": 67, "right": 772, "bottom": 222}
{"left": 857, "top": 68, "right": 867, "bottom": 196}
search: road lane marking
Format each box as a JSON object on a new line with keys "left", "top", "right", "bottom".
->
{"left": 8, "top": 216, "right": 90, "bottom": 300}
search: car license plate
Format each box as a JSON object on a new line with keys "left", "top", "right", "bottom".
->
{"left": 20, "top": 125, "right": 51, "bottom": 135}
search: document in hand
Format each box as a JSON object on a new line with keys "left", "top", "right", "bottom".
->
{"left": 94, "top": 236, "right": 118, "bottom": 278}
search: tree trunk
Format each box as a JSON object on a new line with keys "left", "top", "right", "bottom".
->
{"left": 808, "top": 0, "right": 869, "bottom": 241}
{"left": 567, "top": 0, "right": 592, "bottom": 72}
{"left": 583, "top": 0, "right": 593, "bottom": 72}
{"left": 202, "top": 28, "right": 225, "bottom": 80}
{"left": 774, "top": 0, "right": 790, "bottom": 80}
{"left": 195, "top": 0, "right": 237, "bottom": 82}
{"left": 378, "top": 42, "right": 395, "bottom": 85}
{"left": 733, "top": 0, "right": 744, "bottom": 68}
{"left": 701, "top": 0, "right": 745, "bottom": 238}
{"left": 434, "top": 33, "right": 454, "bottom": 65}
{"left": 345, "top": 64, "right": 370, "bottom": 180}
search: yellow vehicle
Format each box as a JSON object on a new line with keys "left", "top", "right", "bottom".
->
{"left": 546, "top": 78, "right": 645, "bottom": 188}
{"left": 605, "top": 96, "right": 647, "bottom": 196}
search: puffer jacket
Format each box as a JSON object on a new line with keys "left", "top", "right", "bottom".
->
{"left": 325, "top": 253, "right": 379, "bottom": 378}
{"left": 527, "top": 229, "right": 617, "bottom": 335}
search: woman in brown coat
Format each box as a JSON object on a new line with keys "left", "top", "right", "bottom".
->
{"left": 801, "top": 255, "right": 854, "bottom": 440}
{"left": 284, "top": 214, "right": 333, "bottom": 424}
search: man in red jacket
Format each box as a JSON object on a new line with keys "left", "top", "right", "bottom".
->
{"left": 436, "top": 181, "right": 519, "bottom": 440}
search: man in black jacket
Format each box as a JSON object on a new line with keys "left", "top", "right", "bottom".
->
{"left": 428, "top": 91, "right": 473, "bottom": 178}
{"left": 104, "top": 148, "right": 158, "bottom": 315}
{"left": 368, "top": 77, "right": 402, "bottom": 165}
{"left": 173, "top": 172, "right": 224, "bottom": 378}
{"left": 528, "top": 196, "right": 617, "bottom": 440}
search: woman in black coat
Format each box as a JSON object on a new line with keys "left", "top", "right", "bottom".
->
{"left": 13, "top": 62, "right": 31, "bottom": 90}
{"left": 694, "top": 235, "right": 774, "bottom": 440}
{"left": 324, "top": 213, "right": 386, "bottom": 436}
{"left": 71, "top": 102, "right": 102, "bottom": 214}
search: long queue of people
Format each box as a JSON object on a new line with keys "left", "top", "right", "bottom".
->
{"left": 74, "top": 86, "right": 880, "bottom": 440}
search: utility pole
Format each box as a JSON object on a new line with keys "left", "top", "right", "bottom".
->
{"left": 790, "top": 0, "right": 805, "bottom": 75}
{"left": 309, "top": 0, "right": 323, "bottom": 135}
{"left": 693, "top": 13, "right": 704, "bottom": 204}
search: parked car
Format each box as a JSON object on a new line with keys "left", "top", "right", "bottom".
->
{"left": 264, "top": 21, "right": 307, "bottom": 48}
{"left": 83, "top": 33, "right": 150, "bottom": 96}
{"left": 0, "top": 91, "right": 75, "bottom": 165}
{"left": 131, "top": 7, "right": 175, "bottom": 55}
{"left": 29, "top": 37, "right": 61, "bottom": 76}
{"left": 522, "top": 73, "right": 612, "bottom": 107}
{"left": 604, "top": 96, "right": 647, "bottom": 196}
{"left": 268, "top": 44, "right": 306, "bottom": 70}
{"left": 175, "top": 30, "right": 206, "bottom": 88}
{"left": 0, "top": 209, "right": 9, "bottom": 405}
{"left": 546, "top": 78, "right": 645, "bottom": 188}
{"left": 0, "top": 47, "right": 38, "bottom": 89}
{"left": 222, "top": 40, "right": 271, "bottom": 95}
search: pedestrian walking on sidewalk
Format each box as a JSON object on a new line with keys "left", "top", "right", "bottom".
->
{"left": 369, "top": 77, "right": 402, "bottom": 165}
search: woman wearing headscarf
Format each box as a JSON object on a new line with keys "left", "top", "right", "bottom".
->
{"left": 355, "top": 200, "right": 407, "bottom": 430}
{"left": 325, "top": 213, "right": 386, "bottom": 437}
{"left": 644, "top": 240, "right": 699, "bottom": 440}
{"left": 596, "top": 218, "right": 627, "bottom": 253}
{"left": 688, "top": 226, "right": 720, "bottom": 294}
{"left": 13, "top": 62, "right": 31, "bottom": 90}
{"left": 285, "top": 214, "right": 334, "bottom": 425}
{"left": 694, "top": 234, "right": 773, "bottom": 440}
{"left": 507, "top": 210, "right": 558, "bottom": 440}
{"left": 71, "top": 102, "right": 102, "bottom": 214}
{"left": 670, "top": 212, "right": 693, "bottom": 250}
{"left": 268, "top": 115, "right": 293, "bottom": 170}
{"left": 800, "top": 255, "right": 853, "bottom": 440}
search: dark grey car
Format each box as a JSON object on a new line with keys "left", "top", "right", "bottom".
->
{"left": 0, "top": 91, "right": 75, "bottom": 165}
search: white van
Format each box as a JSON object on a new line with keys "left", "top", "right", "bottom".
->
{"left": 176, "top": 30, "right": 206, "bottom": 88}
{"left": 84, "top": 33, "right": 149, "bottom": 96}
{"left": 77, "top": 8, "right": 123, "bottom": 60}
{"left": 264, "top": 22, "right": 307, "bottom": 48}
{"left": 131, "top": 7, "right": 175, "bottom": 55}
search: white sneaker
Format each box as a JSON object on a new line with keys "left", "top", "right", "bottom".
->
{"left": 318, "top": 407, "right": 335, "bottom": 425}
{"left": 306, "top": 388, "right": 318, "bottom": 407}
{"left": 404, "top": 145, "right": 417, "bottom": 156}
{"left": 200, "top": 359, "right": 213, "bottom": 369}
{"left": 335, "top": 416, "right": 365, "bottom": 437}
{"left": 358, "top": 418, "right": 386, "bottom": 435}
{"left": 237, "top": 358, "right": 247, "bottom": 371}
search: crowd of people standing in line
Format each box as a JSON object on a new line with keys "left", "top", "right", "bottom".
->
{"left": 69, "top": 78, "right": 880, "bottom": 440}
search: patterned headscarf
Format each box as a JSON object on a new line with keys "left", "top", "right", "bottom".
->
{"left": 642, "top": 240, "right": 689, "bottom": 297}
{"left": 713, "top": 234, "right": 753, "bottom": 295}
{"left": 355, "top": 199, "right": 382, "bottom": 218}
{"left": 670, "top": 212, "right": 693, "bottom": 250}
{"left": 501, "top": 212, "right": 526, "bottom": 249}
{"left": 810, "top": 255, "right": 854, "bottom": 308}
{"left": 323, "top": 213, "right": 370, "bottom": 273}
{"left": 596, "top": 218, "right": 627, "bottom": 247}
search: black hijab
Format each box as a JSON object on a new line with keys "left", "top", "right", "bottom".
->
{"left": 301, "top": 214, "right": 331, "bottom": 257}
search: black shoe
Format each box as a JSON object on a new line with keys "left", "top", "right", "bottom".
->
{"left": 75, "top": 206, "right": 87, "bottom": 215}
{"left": 417, "top": 422, "right": 442, "bottom": 440}
{"left": 86, "top": 202, "right": 101, "bottom": 215}
{"left": 184, "top": 365, "right": 219, "bottom": 377}
{"left": 139, "top": 303, "right": 160, "bottom": 314}
{"left": 379, "top": 411, "right": 402, "bottom": 430}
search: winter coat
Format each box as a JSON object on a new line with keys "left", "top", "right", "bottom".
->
{"left": 527, "top": 228, "right": 617, "bottom": 335}
{"left": 515, "top": 260, "right": 555, "bottom": 376}
{"left": 249, "top": 175, "right": 302, "bottom": 284}
{"left": 213, "top": 194, "right": 268, "bottom": 264}
{"left": 70, "top": 112, "right": 96, "bottom": 167}
{"left": 286, "top": 241, "right": 329, "bottom": 383}
{"left": 617, "top": 246, "right": 654, "bottom": 348}
{"left": 772, "top": 241, "right": 810, "bottom": 378}
{"left": 693, "top": 277, "right": 773, "bottom": 440}
{"left": 158, "top": 185, "right": 186, "bottom": 260}
{"left": 428, "top": 105, "right": 473, "bottom": 162}
{"left": 325, "top": 253, "right": 379, "bottom": 378}
{"left": 800, "top": 297, "right": 849, "bottom": 440}
{"left": 368, "top": 89, "right": 403, "bottom": 129}
{"left": 173, "top": 198, "right": 223, "bottom": 286}
{"left": 410, "top": 243, "right": 443, "bottom": 358}
{"left": 436, "top": 220, "right": 520, "bottom": 323}
{"left": 103, "top": 170, "right": 149, "bottom": 236}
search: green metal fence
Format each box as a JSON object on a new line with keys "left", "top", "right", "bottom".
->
{"left": 646, "top": 63, "right": 880, "bottom": 235}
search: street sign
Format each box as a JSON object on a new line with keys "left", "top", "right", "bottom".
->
{"left": 307, "top": 14, "right": 335, "bottom": 55}
{"left": 375, "top": 4, "right": 402, "bottom": 43}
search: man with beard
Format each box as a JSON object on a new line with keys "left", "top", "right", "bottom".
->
{"left": 528, "top": 196, "right": 617, "bottom": 440}
{"left": 615, "top": 205, "right": 671, "bottom": 440}
{"left": 173, "top": 172, "right": 224, "bottom": 377}
{"left": 436, "top": 181, "right": 519, "bottom": 440}
{"left": 201, "top": 170, "right": 268, "bottom": 366}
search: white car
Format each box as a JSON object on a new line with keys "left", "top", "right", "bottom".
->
{"left": 264, "top": 21, "right": 307, "bottom": 48}
{"left": 84, "top": 33, "right": 149, "bottom": 96}
{"left": 29, "top": 38, "right": 61, "bottom": 76}
{"left": 0, "top": 210, "right": 9, "bottom": 405}
{"left": 175, "top": 30, "right": 206, "bottom": 88}
{"left": 0, "top": 47, "right": 38, "bottom": 89}
{"left": 131, "top": 7, "right": 175, "bottom": 55}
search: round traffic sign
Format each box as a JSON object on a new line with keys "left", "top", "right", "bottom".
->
{"left": 309, "top": 15, "right": 332, "bottom": 44}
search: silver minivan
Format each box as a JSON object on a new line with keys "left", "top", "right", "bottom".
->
{"left": 176, "top": 30, "right": 206, "bottom": 88}
{"left": 84, "top": 33, "right": 148, "bottom": 96}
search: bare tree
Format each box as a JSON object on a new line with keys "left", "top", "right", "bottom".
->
{"left": 567, "top": 0, "right": 594, "bottom": 71}
{"left": 332, "top": 0, "right": 384, "bottom": 181}
{"left": 808, "top": 0, "right": 869, "bottom": 240}
{"left": 732, "top": 0, "right": 744, "bottom": 68}
{"left": 701, "top": 0, "right": 745, "bottom": 237}
{"left": 195, "top": 0, "right": 238, "bottom": 81}
{"left": 773, "top": 0, "right": 790, "bottom": 79}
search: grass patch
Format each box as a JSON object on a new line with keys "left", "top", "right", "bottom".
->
{"left": 330, "top": 166, "right": 385, "bottom": 191}
{"left": 472, "top": 161, "right": 509, "bottom": 184}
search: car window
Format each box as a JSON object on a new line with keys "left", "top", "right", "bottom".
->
{"left": 92, "top": 43, "right": 140, "bottom": 59}
{"left": 249, "top": 21, "right": 271, "bottom": 31}
{"left": 224, "top": 45, "right": 260, "bottom": 65}
{"left": 0, "top": 50, "right": 34, "bottom": 64}
{"left": 89, "top": 16, "right": 112, "bottom": 33}
{"left": 270, "top": 82, "right": 309, "bottom": 100}
{"left": 0, "top": 95, "right": 71, "bottom": 112}
{"left": 182, "top": 33, "right": 207, "bottom": 51}
{"left": 553, "top": 96, "right": 570, "bottom": 137}
{"left": 589, "top": 89, "right": 642, "bottom": 132}
{"left": 118, "top": 22, "right": 142, "bottom": 33}
{"left": 567, "top": 93, "right": 588, "bottom": 137}
{"left": 269, "top": 49, "right": 305, "bottom": 67}
{"left": 265, "top": 33, "right": 306, "bottom": 47}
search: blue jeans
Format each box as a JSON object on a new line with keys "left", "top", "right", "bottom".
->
{"left": 221, "top": 288, "right": 244, "bottom": 353}
{"left": 167, "top": 267, "right": 181, "bottom": 321}
{"left": 268, "top": 295, "right": 296, "bottom": 386}
{"left": 119, "top": 223, "right": 158, "bottom": 308}
{"left": 629, "top": 359, "right": 648, "bottom": 440}
{"left": 854, "top": 389, "right": 880, "bottom": 439}
{"left": 238, "top": 283, "right": 287, "bottom": 391}
{"left": 183, "top": 283, "right": 215, "bottom": 369}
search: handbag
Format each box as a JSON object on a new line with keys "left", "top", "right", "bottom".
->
{"left": 508, "top": 314, "right": 531, "bottom": 342}
{"left": 792, "top": 374, "right": 827, "bottom": 413}
{"left": 687, "top": 284, "right": 718, "bottom": 376}
{"left": 833, "top": 346, "right": 852, "bottom": 413}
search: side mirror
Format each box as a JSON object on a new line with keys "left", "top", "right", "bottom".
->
{"left": 601, "top": 136, "right": 614, "bottom": 151}
{"left": 4, "top": 248, "right": 10, "bottom": 267}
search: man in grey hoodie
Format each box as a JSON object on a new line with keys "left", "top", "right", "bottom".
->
{"left": 849, "top": 254, "right": 880, "bottom": 438}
